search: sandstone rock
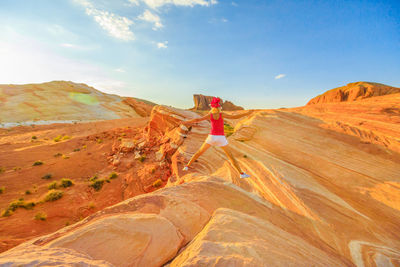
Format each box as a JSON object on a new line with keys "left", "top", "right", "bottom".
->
{"left": 192, "top": 94, "right": 244, "bottom": 111}
{"left": 0, "top": 81, "right": 144, "bottom": 124}
{"left": 307, "top": 81, "right": 400, "bottom": 105}
{"left": 122, "top": 97, "right": 156, "bottom": 117}
{"left": 171, "top": 208, "right": 346, "bottom": 267}
{"left": 44, "top": 213, "right": 184, "bottom": 267}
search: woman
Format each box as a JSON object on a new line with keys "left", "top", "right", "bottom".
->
{"left": 181, "top": 97, "right": 254, "bottom": 179}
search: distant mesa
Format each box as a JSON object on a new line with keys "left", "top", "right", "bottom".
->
{"left": 307, "top": 82, "right": 400, "bottom": 105}
{"left": 191, "top": 94, "right": 244, "bottom": 111}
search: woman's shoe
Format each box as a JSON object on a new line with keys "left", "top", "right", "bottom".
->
{"left": 240, "top": 173, "right": 250, "bottom": 179}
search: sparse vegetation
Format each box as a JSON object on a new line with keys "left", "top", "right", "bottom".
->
{"left": 109, "top": 172, "right": 118, "bottom": 179}
{"left": 8, "top": 199, "right": 35, "bottom": 211}
{"left": 31, "top": 136, "right": 37, "bottom": 140}
{"left": 13, "top": 166, "right": 21, "bottom": 171}
{"left": 152, "top": 179, "right": 162, "bottom": 188}
{"left": 33, "top": 160, "right": 43, "bottom": 166}
{"left": 62, "top": 154, "right": 70, "bottom": 159}
{"left": 60, "top": 178, "right": 74, "bottom": 188}
{"left": 137, "top": 155, "right": 146, "bottom": 162}
{"left": 44, "top": 190, "right": 63, "bottom": 202}
{"left": 54, "top": 153, "right": 62, "bottom": 157}
{"left": 0, "top": 167, "right": 5, "bottom": 174}
{"left": 65, "top": 221, "right": 70, "bottom": 226}
{"left": 25, "top": 190, "right": 32, "bottom": 195}
{"left": 243, "top": 154, "right": 248, "bottom": 158}
{"left": 42, "top": 173, "right": 53, "bottom": 180}
{"left": 224, "top": 122, "right": 235, "bottom": 137}
{"left": 82, "top": 145, "right": 87, "bottom": 149}
{"left": 151, "top": 168, "right": 156, "bottom": 174}
{"left": 90, "top": 179, "right": 105, "bottom": 191}
{"left": 54, "top": 135, "right": 71, "bottom": 142}
{"left": 1, "top": 209, "right": 13, "bottom": 217}
{"left": 73, "top": 148, "right": 80, "bottom": 152}
{"left": 48, "top": 181, "right": 58, "bottom": 190}
{"left": 34, "top": 212, "right": 47, "bottom": 221}
{"left": 96, "top": 138, "right": 103, "bottom": 144}
{"left": 0, "top": 186, "right": 5, "bottom": 194}
{"left": 88, "top": 202, "right": 95, "bottom": 209}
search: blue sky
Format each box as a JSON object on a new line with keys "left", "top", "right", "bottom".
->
{"left": 0, "top": 0, "right": 399, "bottom": 109}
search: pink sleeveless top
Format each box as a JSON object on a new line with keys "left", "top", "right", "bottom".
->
{"left": 210, "top": 113, "right": 225, "bottom": 135}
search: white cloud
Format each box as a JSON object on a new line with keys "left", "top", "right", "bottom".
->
{"left": 114, "top": 68, "right": 126, "bottom": 73}
{"left": 127, "top": 0, "right": 140, "bottom": 5}
{"left": 138, "top": 10, "right": 163, "bottom": 30}
{"left": 221, "top": 18, "right": 228, "bottom": 23}
{"left": 231, "top": 1, "right": 238, "bottom": 6}
{"left": 74, "top": 0, "right": 134, "bottom": 41}
{"left": 138, "top": 0, "right": 217, "bottom": 9}
{"left": 275, "top": 74, "right": 286, "bottom": 79}
{"left": 157, "top": 41, "right": 168, "bottom": 48}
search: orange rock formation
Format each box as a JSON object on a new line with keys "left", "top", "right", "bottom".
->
{"left": 1, "top": 82, "right": 400, "bottom": 266}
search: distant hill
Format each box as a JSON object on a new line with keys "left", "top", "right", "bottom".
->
{"left": 307, "top": 82, "right": 400, "bottom": 105}
{"left": 0, "top": 81, "right": 156, "bottom": 125}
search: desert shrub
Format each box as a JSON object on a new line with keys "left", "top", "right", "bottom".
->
{"left": 48, "top": 181, "right": 58, "bottom": 190}
{"left": 60, "top": 178, "right": 74, "bottom": 188}
{"left": 65, "top": 221, "right": 70, "bottom": 226}
{"left": 0, "top": 186, "right": 5, "bottom": 194}
{"left": 25, "top": 190, "right": 31, "bottom": 195}
{"left": 109, "top": 172, "right": 118, "bottom": 179}
{"left": 96, "top": 138, "right": 103, "bottom": 144}
{"left": 152, "top": 179, "right": 162, "bottom": 188}
{"left": 34, "top": 212, "right": 47, "bottom": 221}
{"left": 151, "top": 168, "right": 156, "bottom": 174}
{"left": 0, "top": 167, "right": 5, "bottom": 173}
{"left": 90, "top": 179, "right": 105, "bottom": 191}
{"left": 88, "top": 202, "right": 95, "bottom": 209}
{"left": 224, "top": 122, "right": 235, "bottom": 137}
{"left": 33, "top": 160, "right": 43, "bottom": 166}
{"left": 8, "top": 199, "right": 35, "bottom": 211}
{"left": 73, "top": 148, "right": 80, "bottom": 152}
{"left": 54, "top": 153, "right": 62, "bottom": 157}
{"left": 13, "top": 167, "right": 21, "bottom": 171}
{"left": 62, "top": 154, "right": 70, "bottom": 159}
{"left": 42, "top": 173, "right": 53, "bottom": 180}
{"left": 137, "top": 155, "right": 146, "bottom": 162}
{"left": 89, "top": 175, "right": 98, "bottom": 182}
{"left": 44, "top": 190, "right": 63, "bottom": 202}
{"left": 62, "top": 135, "right": 71, "bottom": 140}
{"left": 82, "top": 145, "right": 87, "bottom": 149}
{"left": 53, "top": 135, "right": 62, "bottom": 142}
{"left": 1, "top": 209, "right": 13, "bottom": 217}
{"left": 31, "top": 136, "right": 37, "bottom": 140}
{"left": 243, "top": 154, "right": 248, "bottom": 158}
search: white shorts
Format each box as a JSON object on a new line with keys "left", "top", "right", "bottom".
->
{"left": 205, "top": 134, "right": 228, "bottom": 147}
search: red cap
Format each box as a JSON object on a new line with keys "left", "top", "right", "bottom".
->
{"left": 210, "top": 97, "right": 221, "bottom": 108}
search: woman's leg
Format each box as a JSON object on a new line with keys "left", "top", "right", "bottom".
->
{"left": 221, "top": 145, "right": 243, "bottom": 174}
{"left": 186, "top": 142, "right": 212, "bottom": 167}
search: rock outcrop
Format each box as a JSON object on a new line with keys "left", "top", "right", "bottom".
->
{"left": 192, "top": 94, "right": 244, "bottom": 111}
{"left": 0, "top": 81, "right": 155, "bottom": 126}
{"left": 1, "top": 94, "right": 400, "bottom": 266}
{"left": 307, "top": 82, "right": 400, "bottom": 105}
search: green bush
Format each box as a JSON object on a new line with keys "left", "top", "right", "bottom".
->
{"left": 25, "top": 190, "right": 32, "bottom": 195}
{"left": 90, "top": 179, "right": 105, "bottom": 191}
{"left": 8, "top": 199, "right": 35, "bottom": 211}
{"left": 109, "top": 172, "right": 118, "bottom": 179}
{"left": 60, "top": 178, "right": 74, "bottom": 188}
{"left": 44, "top": 190, "right": 63, "bottom": 202}
{"left": 0, "top": 186, "right": 5, "bottom": 194}
{"left": 34, "top": 212, "right": 47, "bottom": 221}
{"left": 48, "top": 181, "right": 58, "bottom": 190}
{"left": 33, "top": 161, "right": 43, "bottom": 166}
{"left": 31, "top": 136, "right": 37, "bottom": 140}
{"left": 224, "top": 122, "right": 235, "bottom": 137}
{"left": 1, "top": 209, "right": 13, "bottom": 217}
{"left": 152, "top": 179, "right": 162, "bottom": 188}
{"left": 42, "top": 173, "right": 53, "bottom": 180}
{"left": 73, "top": 148, "right": 80, "bottom": 152}
{"left": 53, "top": 135, "right": 62, "bottom": 142}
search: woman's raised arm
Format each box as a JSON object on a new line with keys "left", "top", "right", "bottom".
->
{"left": 222, "top": 110, "right": 254, "bottom": 119}
{"left": 181, "top": 113, "right": 210, "bottom": 126}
